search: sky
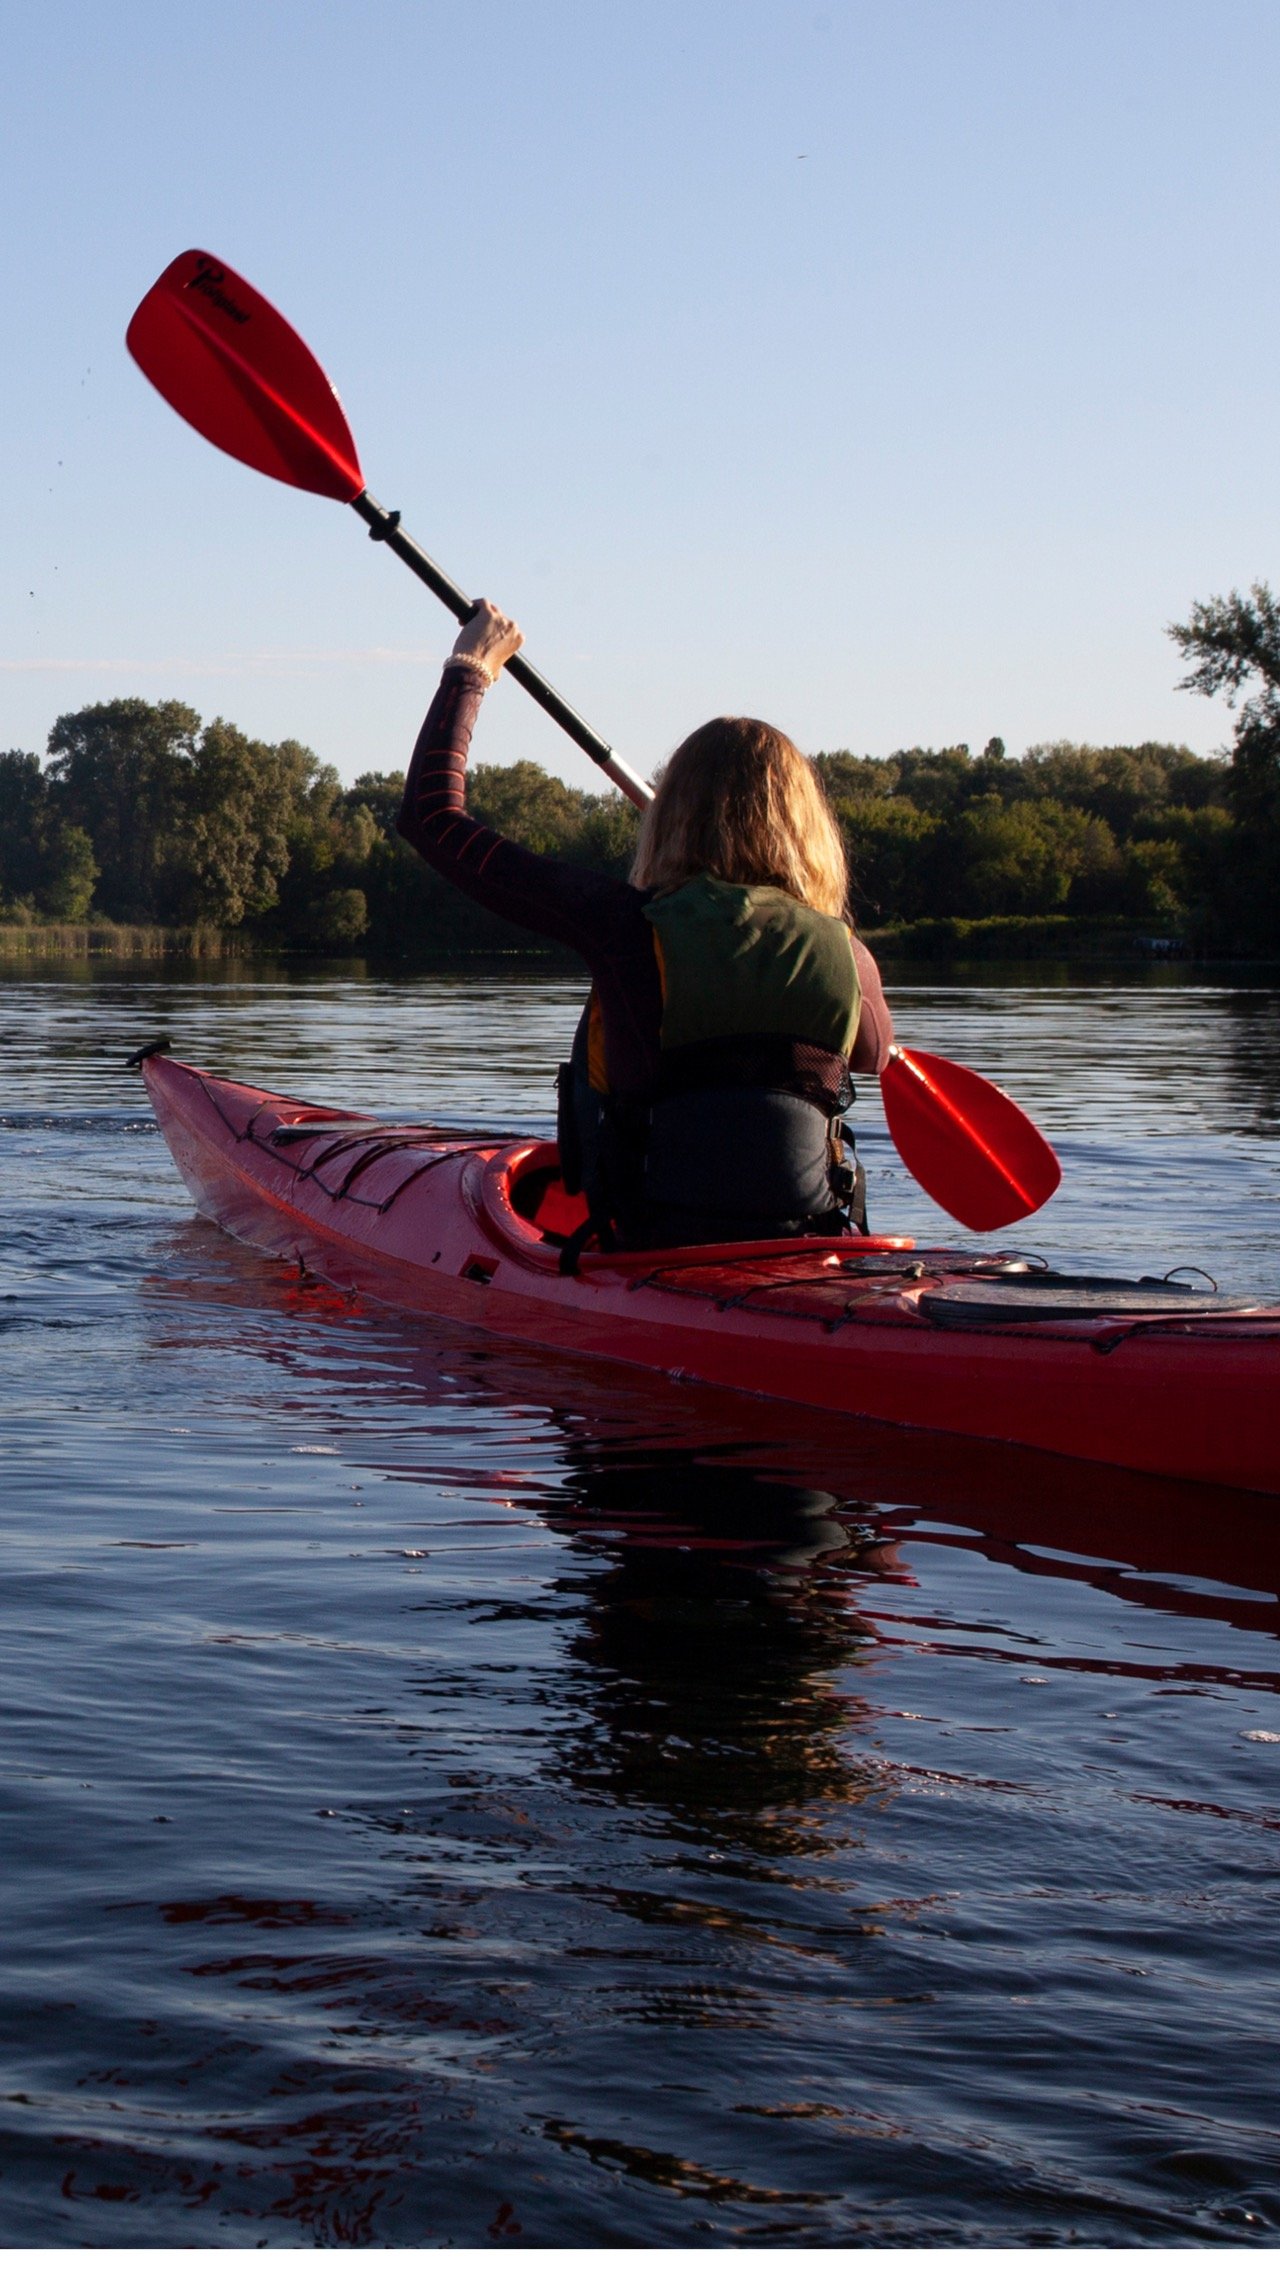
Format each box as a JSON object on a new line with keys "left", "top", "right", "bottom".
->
{"left": 2, "top": 0, "right": 1278, "bottom": 791}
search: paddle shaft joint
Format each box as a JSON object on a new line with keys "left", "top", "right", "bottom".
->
{"left": 351, "top": 490, "right": 653, "bottom": 812}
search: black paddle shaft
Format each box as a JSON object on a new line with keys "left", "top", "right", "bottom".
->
{"left": 351, "top": 490, "right": 652, "bottom": 810}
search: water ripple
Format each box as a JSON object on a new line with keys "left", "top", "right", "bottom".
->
{"left": 1, "top": 964, "right": 1279, "bottom": 2244}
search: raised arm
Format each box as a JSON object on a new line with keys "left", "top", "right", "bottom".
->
{"left": 395, "top": 604, "right": 643, "bottom": 959}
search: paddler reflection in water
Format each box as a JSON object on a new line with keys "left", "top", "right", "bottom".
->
{"left": 396, "top": 601, "right": 894, "bottom": 1255}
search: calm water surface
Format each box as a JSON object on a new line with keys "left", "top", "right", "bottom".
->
{"left": 2, "top": 960, "right": 1280, "bottom": 2247}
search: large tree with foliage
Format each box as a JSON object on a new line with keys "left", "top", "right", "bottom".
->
{"left": 1168, "top": 583, "right": 1280, "bottom": 730}
{"left": 44, "top": 699, "right": 329, "bottom": 929}
{"left": 174, "top": 723, "right": 318, "bottom": 927}
{"left": 47, "top": 699, "right": 201, "bottom": 921}
{"left": 0, "top": 749, "right": 98, "bottom": 920}
{"left": 1169, "top": 583, "right": 1280, "bottom": 944}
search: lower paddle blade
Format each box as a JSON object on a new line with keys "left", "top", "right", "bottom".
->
{"left": 127, "top": 251, "right": 364, "bottom": 502}
{"left": 881, "top": 1045, "right": 1061, "bottom": 1232}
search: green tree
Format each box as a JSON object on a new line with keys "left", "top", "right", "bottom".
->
{"left": 815, "top": 750, "right": 890, "bottom": 802}
{"left": 1169, "top": 583, "right": 1280, "bottom": 944}
{"left": 307, "top": 887, "right": 369, "bottom": 948}
{"left": 468, "top": 761, "right": 588, "bottom": 852}
{"left": 570, "top": 793, "right": 640, "bottom": 875}
{"left": 345, "top": 771, "right": 406, "bottom": 837}
{"left": 953, "top": 797, "right": 1113, "bottom": 917}
{"left": 1169, "top": 583, "right": 1280, "bottom": 735}
{"left": 44, "top": 699, "right": 342, "bottom": 932}
{"left": 1121, "top": 838, "right": 1187, "bottom": 924}
{"left": 40, "top": 825, "right": 98, "bottom": 920}
{"left": 267, "top": 758, "right": 380, "bottom": 945}
{"left": 888, "top": 745, "right": 978, "bottom": 816}
{"left": 176, "top": 722, "right": 319, "bottom": 927}
{"left": 0, "top": 750, "right": 51, "bottom": 912}
{"left": 1022, "top": 741, "right": 1227, "bottom": 836}
{"left": 838, "top": 795, "right": 941, "bottom": 923}
{"left": 0, "top": 751, "right": 100, "bottom": 920}
{"left": 47, "top": 699, "right": 200, "bottom": 920}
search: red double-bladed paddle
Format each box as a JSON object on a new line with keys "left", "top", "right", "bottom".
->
{"left": 126, "top": 250, "right": 648, "bottom": 807}
{"left": 126, "top": 248, "right": 1061, "bottom": 1232}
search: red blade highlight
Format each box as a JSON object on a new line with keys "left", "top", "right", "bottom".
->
{"left": 882, "top": 1046, "right": 1061, "bottom": 1232}
{"left": 126, "top": 250, "right": 364, "bottom": 502}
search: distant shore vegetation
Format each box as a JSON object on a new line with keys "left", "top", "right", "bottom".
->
{"left": 4, "top": 585, "right": 1278, "bottom": 959}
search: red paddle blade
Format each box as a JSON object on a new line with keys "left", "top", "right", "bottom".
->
{"left": 880, "top": 1045, "right": 1061, "bottom": 1232}
{"left": 126, "top": 250, "right": 364, "bottom": 502}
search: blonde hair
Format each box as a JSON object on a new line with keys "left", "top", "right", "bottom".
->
{"left": 630, "top": 717, "right": 849, "bottom": 919}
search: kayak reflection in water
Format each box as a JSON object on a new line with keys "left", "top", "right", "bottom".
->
{"left": 531, "top": 1457, "right": 899, "bottom": 1850}
{"left": 396, "top": 600, "right": 894, "bottom": 1253}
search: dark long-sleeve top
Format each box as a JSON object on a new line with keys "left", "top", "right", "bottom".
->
{"left": 396, "top": 660, "right": 894, "bottom": 1106}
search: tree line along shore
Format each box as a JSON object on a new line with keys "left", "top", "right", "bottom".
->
{"left": 0, "top": 704, "right": 1252, "bottom": 963}
{"left": 4, "top": 587, "right": 1278, "bottom": 961}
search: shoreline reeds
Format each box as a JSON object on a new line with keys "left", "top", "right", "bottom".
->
{"left": 0, "top": 922, "right": 245, "bottom": 960}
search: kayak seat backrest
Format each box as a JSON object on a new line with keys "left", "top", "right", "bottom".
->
{"left": 508, "top": 1145, "right": 590, "bottom": 1243}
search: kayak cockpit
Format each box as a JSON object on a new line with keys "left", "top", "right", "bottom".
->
{"left": 487, "top": 1140, "right": 915, "bottom": 1272}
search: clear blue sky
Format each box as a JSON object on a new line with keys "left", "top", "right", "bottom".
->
{"left": 2, "top": 0, "right": 1277, "bottom": 789}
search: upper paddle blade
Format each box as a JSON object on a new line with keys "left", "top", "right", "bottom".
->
{"left": 126, "top": 250, "right": 364, "bottom": 502}
{"left": 880, "top": 1045, "right": 1061, "bottom": 1232}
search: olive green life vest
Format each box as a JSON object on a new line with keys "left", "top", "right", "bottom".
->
{"left": 557, "top": 875, "right": 866, "bottom": 1261}
{"left": 643, "top": 875, "right": 861, "bottom": 1056}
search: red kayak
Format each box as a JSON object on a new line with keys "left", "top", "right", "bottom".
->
{"left": 140, "top": 1050, "right": 1280, "bottom": 1497}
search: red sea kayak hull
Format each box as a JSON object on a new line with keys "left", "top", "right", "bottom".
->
{"left": 142, "top": 1054, "right": 1280, "bottom": 1497}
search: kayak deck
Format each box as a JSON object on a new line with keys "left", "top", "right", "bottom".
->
{"left": 141, "top": 1053, "right": 1280, "bottom": 1497}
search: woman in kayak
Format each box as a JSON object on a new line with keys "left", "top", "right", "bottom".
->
{"left": 397, "top": 601, "right": 894, "bottom": 1254}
